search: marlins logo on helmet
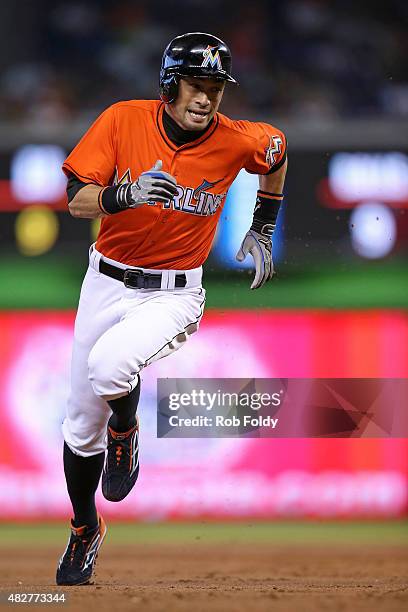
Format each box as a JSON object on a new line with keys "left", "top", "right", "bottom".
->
{"left": 201, "top": 46, "right": 223, "bottom": 70}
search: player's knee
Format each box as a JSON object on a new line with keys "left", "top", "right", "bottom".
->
{"left": 87, "top": 345, "right": 138, "bottom": 400}
{"left": 62, "top": 418, "right": 107, "bottom": 456}
{"left": 87, "top": 347, "right": 117, "bottom": 398}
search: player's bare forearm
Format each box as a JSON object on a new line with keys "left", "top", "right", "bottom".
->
{"left": 259, "top": 158, "right": 287, "bottom": 192}
{"left": 68, "top": 184, "right": 105, "bottom": 219}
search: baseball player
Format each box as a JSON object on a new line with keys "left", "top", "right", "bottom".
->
{"left": 56, "top": 32, "right": 287, "bottom": 585}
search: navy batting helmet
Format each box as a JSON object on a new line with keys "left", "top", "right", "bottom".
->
{"left": 159, "top": 32, "right": 237, "bottom": 103}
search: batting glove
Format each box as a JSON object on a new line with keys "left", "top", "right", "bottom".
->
{"left": 236, "top": 229, "right": 274, "bottom": 290}
{"left": 129, "top": 160, "right": 178, "bottom": 207}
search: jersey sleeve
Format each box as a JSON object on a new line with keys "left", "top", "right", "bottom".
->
{"left": 62, "top": 105, "right": 117, "bottom": 186}
{"left": 244, "top": 122, "right": 287, "bottom": 176}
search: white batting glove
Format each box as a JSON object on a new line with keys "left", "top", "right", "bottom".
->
{"left": 236, "top": 229, "right": 274, "bottom": 290}
{"left": 129, "top": 160, "right": 178, "bottom": 207}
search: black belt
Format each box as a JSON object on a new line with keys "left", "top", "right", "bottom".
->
{"left": 99, "top": 259, "right": 187, "bottom": 289}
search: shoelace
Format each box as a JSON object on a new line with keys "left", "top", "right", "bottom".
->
{"left": 115, "top": 445, "right": 123, "bottom": 466}
{"left": 67, "top": 535, "right": 88, "bottom": 567}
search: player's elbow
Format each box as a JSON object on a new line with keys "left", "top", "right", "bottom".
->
{"left": 67, "top": 189, "right": 85, "bottom": 217}
{"left": 67, "top": 184, "right": 103, "bottom": 219}
{"left": 68, "top": 199, "right": 100, "bottom": 219}
{"left": 68, "top": 199, "right": 82, "bottom": 218}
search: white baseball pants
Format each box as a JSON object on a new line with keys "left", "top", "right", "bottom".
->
{"left": 62, "top": 245, "right": 205, "bottom": 457}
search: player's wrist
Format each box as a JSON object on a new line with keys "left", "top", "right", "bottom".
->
{"left": 98, "top": 183, "right": 133, "bottom": 215}
{"left": 250, "top": 220, "right": 275, "bottom": 238}
{"left": 250, "top": 190, "right": 283, "bottom": 236}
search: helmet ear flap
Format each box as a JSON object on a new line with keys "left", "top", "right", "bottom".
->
{"left": 159, "top": 73, "right": 180, "bottom": 104}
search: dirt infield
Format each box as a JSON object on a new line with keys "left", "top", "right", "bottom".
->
{"left": 0, "top": 541, "right": 407, "bottom": 612}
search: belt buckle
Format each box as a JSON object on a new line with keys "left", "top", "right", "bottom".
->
{"left": 123, "top": 268, "right": 144, "bottom": 289}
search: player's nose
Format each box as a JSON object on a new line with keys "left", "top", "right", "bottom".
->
{"left": 194, "top": 91, "right": 211, "bottom": 107}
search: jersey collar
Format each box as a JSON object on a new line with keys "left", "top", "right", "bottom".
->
{"left": 156, "top": 103, "right": 219, "bottom": 152}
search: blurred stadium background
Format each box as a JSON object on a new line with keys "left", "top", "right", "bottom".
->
{"left": 0, "top": 0, "right": 407, "bottom": 580}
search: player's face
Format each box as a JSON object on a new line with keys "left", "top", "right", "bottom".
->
{"left": 167, "top": 77, "right": 225, "bottom": 131}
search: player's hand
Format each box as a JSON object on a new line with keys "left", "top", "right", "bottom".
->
{"left": 129, "top": 160, "right": 178, "bottom": 207}
{"left": 236, "top": 229, "right": 274, "bottom": 290}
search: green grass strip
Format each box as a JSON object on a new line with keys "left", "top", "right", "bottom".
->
{"left": 0, "top": 255, "right": 407, "bottom": 309}
{"left": 0, "top": 521, "right": 406, "bottom": 547}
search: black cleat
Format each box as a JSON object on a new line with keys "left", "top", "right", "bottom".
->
{"left": 102, "top": 419, "right": 139, "bottom": 502}
{"left": 56, "top": 515, "right": 107, "bottom": 586}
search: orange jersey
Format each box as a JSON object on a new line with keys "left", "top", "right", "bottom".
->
{"left": 62, "top": 100, "right": 286, "bottom": 269}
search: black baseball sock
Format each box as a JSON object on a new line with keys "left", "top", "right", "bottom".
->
{"left": 107, "top": 377, "right": 140, "bottom": 433}
{"left": 63, "top": 442, "right": 104, "bottom": 528}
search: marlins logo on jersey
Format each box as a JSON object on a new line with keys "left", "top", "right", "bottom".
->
{"left": 201, "top": 45, "right": 223, "bottom": 70}
{"left": 112, "top": 168, "right": 131, "bottom": 186}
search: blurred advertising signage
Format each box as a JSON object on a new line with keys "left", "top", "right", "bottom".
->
{"left": 11, "top": 145, "right": 67, "bottom": 203}
{"left": 0, "top": 309, "right": 407, "bottom": 519}
{"left": 0, "top": 144, "right": 68, "bottom": 211}
{"left": 318, "top": 152, "right": 408, "bottom": 209}
{"left": 317, "top": 152, "right": 408, "bottom": 258}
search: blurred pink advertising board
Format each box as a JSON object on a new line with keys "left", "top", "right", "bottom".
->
{"left": 0, "top": 309, "right": 407, "bottom": 519}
